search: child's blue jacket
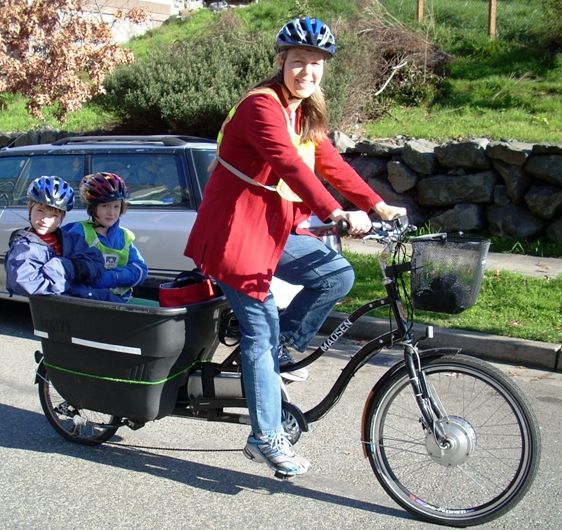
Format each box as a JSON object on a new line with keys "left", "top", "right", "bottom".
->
{"left": 5, "top": 228, "right": 104, "bottom": 297}
{"left": 64, "top": 220, "right": 148, "bottom": 303}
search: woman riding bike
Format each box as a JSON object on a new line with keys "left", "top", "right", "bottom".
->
{"left": 185, "top": 16, "right": 406, "bottom": 477}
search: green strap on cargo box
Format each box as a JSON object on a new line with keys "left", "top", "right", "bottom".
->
{"left": 44, "top": 361, "right": 192, "bottom": 385}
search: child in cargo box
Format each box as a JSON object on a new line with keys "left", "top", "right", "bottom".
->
{"left": 5, "top": 176, "right": 104, "bottom": 297}
{"left": 64, "top": 172, "right": 148, "bottom": 303}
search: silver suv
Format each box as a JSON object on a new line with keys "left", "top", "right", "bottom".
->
{"left": 0, "top": 135, "right": 339, "bottom": 305}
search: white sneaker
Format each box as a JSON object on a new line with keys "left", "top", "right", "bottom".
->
{"left": 243, "top": 432, "right": 310, "bottom": 477}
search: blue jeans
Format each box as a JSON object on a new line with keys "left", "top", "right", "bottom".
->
{"left": 276, "top": 233, "right": 355, "bottom": 351}
{"left": 217, "top": 282, "right": 282, "bottom": 437}
{"left": 217, "top": 233, "right": 355, "bottom": 437}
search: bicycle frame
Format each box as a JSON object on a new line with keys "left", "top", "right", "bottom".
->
{"left": 218, "top": 228, "right": 452, "bottom": 442}
{"left": 284, "top": 252, "right": 419, "bottom": 421}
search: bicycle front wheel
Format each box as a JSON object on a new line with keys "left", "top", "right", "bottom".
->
{"left": 38, "top": 365, "right": 121, "bottom": 446}
{"left": 363, "top": 354, "right": 541, "bottom": 527}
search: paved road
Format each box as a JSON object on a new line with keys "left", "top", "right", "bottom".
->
{"left": 1, "top": 301, "right": 561, "bottom": 530}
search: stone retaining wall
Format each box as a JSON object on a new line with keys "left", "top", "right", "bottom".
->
{"left": 331, "top": 133, "right": 562, "bottom": 244}
{"left": 1, "top": 129, "right": 561, "bottom": 243}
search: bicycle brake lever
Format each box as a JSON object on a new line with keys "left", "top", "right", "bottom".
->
{"left": 362, "top": 234, "right": 383, "bottom": 242}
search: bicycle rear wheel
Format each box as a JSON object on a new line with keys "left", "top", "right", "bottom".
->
{"left": 363, "top": 354, "right": 540, "bottom": 527}
{"left": 38, "top": 364, "right": 121, "bottom": 446}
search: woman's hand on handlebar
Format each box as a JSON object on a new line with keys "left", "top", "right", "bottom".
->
{"left": 373, "top": 201, "right": 407, "bottom": 221}
{"left": 329, "top": 208, "right": 372, "bottom": 235}
{"left": 330, "top": 201, "right": 408, "bottom": 235}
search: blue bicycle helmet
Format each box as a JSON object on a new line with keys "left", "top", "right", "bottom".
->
{"left": 27, "top": 176, "right": 75, "bottom": 212}
{"left": 275, "top": 17, "right": 336, "bottom": 57}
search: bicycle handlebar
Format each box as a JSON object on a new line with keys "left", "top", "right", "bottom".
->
{"left": 337, "top": 215, "right": 416, "bottom": 243}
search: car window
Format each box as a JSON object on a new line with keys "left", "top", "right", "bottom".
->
{"left": 28, "top": 155, "right": 84, "bottom": 188}
{"left": 0, "top": 156, "right": 27, "bottom": 206}
{"left": 92, "top": 154, "right": 193, "bottom": 208}
{"left": 189, "top": 149, "right": 216, "bottom": 198}
{"left": 4, "top": 155, "right": 85, "bottom": 206}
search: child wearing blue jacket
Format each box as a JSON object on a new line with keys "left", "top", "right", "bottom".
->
{"left": 64, "top": 172, "right": 148, "bottom": 303}
{"left": 5, "top": 176, "right": 104, "bottom": 297}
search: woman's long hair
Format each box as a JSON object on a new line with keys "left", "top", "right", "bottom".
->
{"left": 254, "top": 51, "right": 329, "bottom": 145}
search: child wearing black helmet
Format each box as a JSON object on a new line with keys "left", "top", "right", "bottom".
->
{"left": 5, "top": 176, "right": 104, "bottom": 296}
{"left": 64, "top": 172, "right": 148, "bottom": 303}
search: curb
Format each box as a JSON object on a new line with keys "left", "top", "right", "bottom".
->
{"left": 322, "top": 311, "right": 562, "bottom": 373}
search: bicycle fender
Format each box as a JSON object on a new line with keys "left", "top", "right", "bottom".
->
{"left": 282, "top": 400, "right": 309, "bottom": 433}
{"left": 360, "top": 347, "right": 461, "bottom": 458}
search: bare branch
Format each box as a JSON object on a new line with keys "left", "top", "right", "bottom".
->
{"left": 373, "top": 60, "right": 408, "bottom": 96}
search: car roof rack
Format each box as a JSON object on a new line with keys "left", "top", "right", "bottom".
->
{"left": 51, "top": 135, "right": 214, "bottom": 146}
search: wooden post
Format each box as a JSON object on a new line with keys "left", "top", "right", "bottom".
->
{"left": 488, "top": 0, "right": 497, "bottom": 39}
{"left": 417, "top": 0, "right": 424, "bottom": 23}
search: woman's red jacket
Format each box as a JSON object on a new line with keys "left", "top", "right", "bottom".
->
{"left": 184, "top": 83, "right": 382, "bottom": 301}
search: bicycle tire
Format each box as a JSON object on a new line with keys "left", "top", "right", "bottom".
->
{"left": 363, "top": 354, "right": 541, "bottom": 527}
{"left": 38, "top": 364, "right": 121, "bottom": 446}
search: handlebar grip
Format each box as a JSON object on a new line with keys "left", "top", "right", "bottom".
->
{"left": 336, "top": 220, "right": 350, "bottom": 235}
{"left": 338, "top": 215, "right": 412, "bottom": 236}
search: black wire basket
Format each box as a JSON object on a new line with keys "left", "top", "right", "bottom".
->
{"left": 410, "top": 234, "right": 490, "bottom": 314}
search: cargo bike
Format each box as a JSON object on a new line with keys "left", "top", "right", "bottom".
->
{"left": 30, "top": 217, "right": 540, "bottom": 527}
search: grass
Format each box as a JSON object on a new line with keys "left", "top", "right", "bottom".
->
{"left": 0, "top": 93, "right": 120, "bottom": 134}
{"left": 339, "top": 251, "right": 562, "bottom": 344}
{"left": 124, "top": 10, "right": 215, "bottom": 58}
{"left": 413, "top": 222, "right": 562, "bottom": 258}
{"left": 364, "top": 0, "right": 562, "bottom": 142}
{"left": 126, "top": 0, "right": 359, "bottom": 59}
{"left": 364, "top": 102, "right": 562, "bottom": 143}
{"left": 489, "top": 235, "right": 562, "bottom": 258}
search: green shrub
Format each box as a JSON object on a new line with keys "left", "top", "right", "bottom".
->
{"left": 104, "top": 30, "right": 275, "bottom": 137}
{"left": 538, "top": 0, "right": 562, "bottom": 47}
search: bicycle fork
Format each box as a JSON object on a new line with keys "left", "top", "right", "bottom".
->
{"left": 386, "top": 272, "right": 450, "bottom": 447}
{"left": 404, "top": 342, "right": 448, "bottom": 444}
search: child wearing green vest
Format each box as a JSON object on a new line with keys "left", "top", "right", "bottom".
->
{"left": 64, "top": 172, "right": 148, "bottom": 303}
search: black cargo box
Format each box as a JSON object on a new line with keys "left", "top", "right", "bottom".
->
{"left": 29, "top": 294, "right": 228, "bottom": 422}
